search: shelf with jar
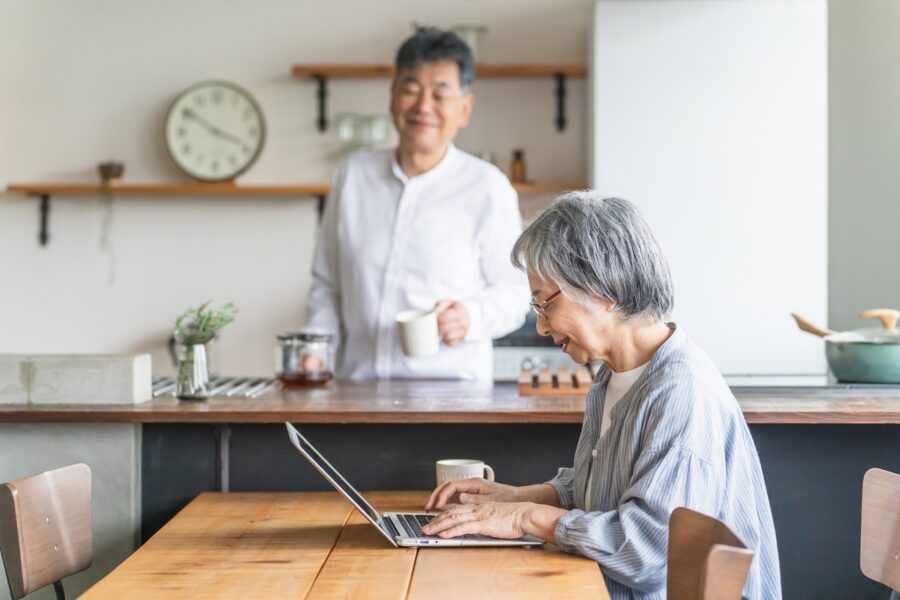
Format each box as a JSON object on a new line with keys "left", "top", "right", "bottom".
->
{"left": 5, "top": 179, "right": 584, "bottom": 246}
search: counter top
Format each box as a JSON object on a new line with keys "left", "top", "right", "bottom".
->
{"left": 0, "top": 380, "right": 898, "bottom": 424}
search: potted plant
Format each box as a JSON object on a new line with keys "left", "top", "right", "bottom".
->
{"left": 173, "top": 301, "right": 238, "bottom": 400}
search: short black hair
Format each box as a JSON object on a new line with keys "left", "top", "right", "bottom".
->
{"left": 394, "top": 27, "right": 475, "bottom": 90}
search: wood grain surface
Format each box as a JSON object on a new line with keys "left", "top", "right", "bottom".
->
{"left": 407, "top": 541, "right": 605, "bottom": 599}
{"left": 519, "top": 366, "right": 595, "bottom": 396}
{"left": 667, "top": 507, "right": 753, "bottom": 600}
{"left": 6, "top": 182, "right": 331, "bottom": 197}
{"left": 0, "top": 464, "right": 93, "bottom": 598}
{"left": 0, "top": 381, "right": 898, "bottom": 424}
{"left": 82, "top": 491, "right": 608, "bottom": 599}
{"left": 7, "top": 181, "right": 581, "bottom": 199}
{"left": 860, "top": 468, "right": 900, "bottom": 591}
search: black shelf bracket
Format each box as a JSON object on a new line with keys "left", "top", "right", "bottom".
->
{"left": 316, "top": 194, "right": 326, "bottom": 221}
{"left": 554, "top": 73, "right": 568, "bottom": 132}
{"left": 38, "top": 194, "right": 50, "bottom": 246}
{"left": 314, "top": 75, "right": 328, "bottom": 132}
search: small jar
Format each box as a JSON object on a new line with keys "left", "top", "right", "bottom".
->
{"left": 511, "top": 149, "right": 527, "bottom": 183}
{"left": 276, "top": 333, "right": 334, "bottom": 388}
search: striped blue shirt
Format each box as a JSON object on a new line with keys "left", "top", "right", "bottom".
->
{"left": 547, "top": 325, "right": 781, "bottom": 599}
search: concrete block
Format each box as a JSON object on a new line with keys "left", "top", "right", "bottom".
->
{"left": 0, "top": 354, "right": 152, "bottom": 405}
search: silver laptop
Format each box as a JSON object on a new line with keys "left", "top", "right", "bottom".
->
{"left": 285, "top": 423, "right": 544, "bottom": 548}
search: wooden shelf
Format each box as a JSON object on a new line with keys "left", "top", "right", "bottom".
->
{"left": 512, "top": 181, "right": 584, "bottom": 195}
{"left": 291, "top": 63, "right": 587, "bottom": 79}
{"left": 6, "top": 182, "right": 330, "bottom": 197}
{"left": 6, "top": 181, "right": 580, "bottom": 198}
{"left": 6, "top": 180, "right": 580, "bottom": 247}
{"left": 292, "top": 62, "right": 587, "bottom": 132}
{"left": 6, "top": 182, "right": 330, "bottom": 247}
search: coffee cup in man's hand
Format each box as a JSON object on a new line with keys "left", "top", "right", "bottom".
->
{"left": 396, "top": 309, "right": 440, "bottom": 356}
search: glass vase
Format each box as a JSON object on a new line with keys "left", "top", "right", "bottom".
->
{"left": 176, "top": 343, "right": 209, "bottom": 400}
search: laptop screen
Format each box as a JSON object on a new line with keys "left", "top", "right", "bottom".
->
{"left": 285, "top": 423, "right": 382, "bottom": 524}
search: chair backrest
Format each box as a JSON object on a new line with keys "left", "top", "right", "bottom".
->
{"left": 861, "top": 468, "right": 900, "bottom": 592}
{"left": 667, "top": 507, "right": 755, "bottom": 600}
{"left": 0, "top": 463, "right": 92, "bottom": 599}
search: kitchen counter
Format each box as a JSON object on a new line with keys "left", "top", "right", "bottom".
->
{"left": 0, "top": 379, "right": 899, "bottom": 424}
{"left": 1, "top": 378, "right": 897, "bottom": 598}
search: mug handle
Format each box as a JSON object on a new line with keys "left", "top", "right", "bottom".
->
{"left": 483, "top": 464, "right": 495, "bottom": 482}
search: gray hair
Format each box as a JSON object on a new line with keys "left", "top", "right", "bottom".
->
{"left": 511, "top": 191, "right": 674, "bottom": 322}
{"left": 395, "top": 27, "right": 475, "bottom": 90}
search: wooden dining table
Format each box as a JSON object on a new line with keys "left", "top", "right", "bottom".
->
{"left": 82, "top": 490, "right": 609, "bottom": 599}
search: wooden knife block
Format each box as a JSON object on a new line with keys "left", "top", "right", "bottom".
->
{"left": 519, "top": 366, "right": 596, "bottom": 396}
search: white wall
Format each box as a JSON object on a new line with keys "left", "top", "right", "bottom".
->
{"left": 0, "top": 0, "right": 590, "bottom": 376}
{"left": 592, "top": 0, "right": 828, "bottom": 374}
{"left": 829, "top": 0, "right": 900, "bottom": 331}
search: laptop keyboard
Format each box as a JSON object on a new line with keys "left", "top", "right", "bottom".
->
{"left": 400, "top": 514, "right": 476, "bottom": 540}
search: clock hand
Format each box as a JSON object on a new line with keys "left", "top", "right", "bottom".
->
{"left": 182, "top": 108, "right": 251, "bottom": 147}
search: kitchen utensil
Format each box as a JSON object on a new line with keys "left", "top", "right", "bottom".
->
{"left": 276, "top": 333, "right": 334, "bottom": 388}
{"left": 152, "top": 376, "right": 278, "bottom": 398}
{"left": 450, "top": 24, "right": 487, "bottom": 60}
{"left": 511, "top": 149, "right": 527, "bottom": 183}
{"left": 792, "top": 309, "right": 900, "bottom": 383}
{"left": 335, "top": 113, "right": 390, "bottom": 148}
{"left": 98, "top": 161, "right": 125, "bottom": 183}
{"left": 790, "top": 313, "right": 835, "bottom": 338}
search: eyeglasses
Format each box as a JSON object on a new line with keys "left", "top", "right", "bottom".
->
{"left": 530, "top": 290, "right": 562, "bottom": 318}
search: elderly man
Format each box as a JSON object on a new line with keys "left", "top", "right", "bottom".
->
{"left": 423, "top": 192, "right": 781, "bottom": 599}
{"left": 302, "top": 28, "right": 528, "bottom": 381}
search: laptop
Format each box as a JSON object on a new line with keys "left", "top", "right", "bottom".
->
{"left": 285, "top": 422, "right": 544, "bottom": 548}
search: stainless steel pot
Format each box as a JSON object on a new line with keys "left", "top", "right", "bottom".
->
{"left": 793, "top": 309, "right": 900, "bottom": 383}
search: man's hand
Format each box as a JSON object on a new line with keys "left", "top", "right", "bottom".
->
{"left": 433, "top": 300, "right": 470, "bottom": 346}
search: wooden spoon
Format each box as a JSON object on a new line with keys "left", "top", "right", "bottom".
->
{"left": 790, "top": 312, "right": 836, "bottom": 338}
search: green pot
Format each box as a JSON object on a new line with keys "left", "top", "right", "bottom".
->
{"left": 825, "top": 341, "right": 900, "bottom": 384}
{"left": 824, "top": 309, "right": 900, "bottom": 384}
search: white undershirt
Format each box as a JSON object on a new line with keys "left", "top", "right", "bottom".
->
{"left": 584, "top": 362, "right": 650, "bottom": 509}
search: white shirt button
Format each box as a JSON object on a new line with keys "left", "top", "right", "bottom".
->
{"left": 591, "top": 449, "right": 598, "bottom": 458}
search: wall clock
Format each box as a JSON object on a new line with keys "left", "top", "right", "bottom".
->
{"left": 164, "top": 80, "right": 266, "bottom": 182}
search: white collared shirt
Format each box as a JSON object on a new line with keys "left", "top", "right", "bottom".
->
{"left": 303, "top": 145, "right": 529, "bottom": 381}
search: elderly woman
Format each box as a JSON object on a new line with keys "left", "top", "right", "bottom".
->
{"left": 423, "top": 192, "right": 781, "bottom": 599}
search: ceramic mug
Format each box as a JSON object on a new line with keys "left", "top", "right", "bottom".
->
{"left": 435, "top": 459, "right": 495, "bottom": 486}
{"left": 396, "top": 309, "right": 440, "bottom": 357}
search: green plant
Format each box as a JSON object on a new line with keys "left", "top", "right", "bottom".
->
{"left": 173, "top": 301, "right": 239, "bottom": 345}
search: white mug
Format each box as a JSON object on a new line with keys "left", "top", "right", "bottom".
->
{"left": 396, "top": 309, "right": 440, "bottom": 357}
{"left": 435, "top": 459, "right": 495, "bottom": 486}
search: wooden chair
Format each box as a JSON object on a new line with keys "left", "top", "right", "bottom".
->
{"left": 0, "top": 464, "right": 92, "bottom": 600}
{"left": 861, "top": 468, "right": 900, "bottom": 599}
{"left": 667, "top": 507, "right": 755, "bottom": 600}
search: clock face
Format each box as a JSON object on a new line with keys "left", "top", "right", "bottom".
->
{"left": 165, "top": 81, "right": 265, "bottom": 182}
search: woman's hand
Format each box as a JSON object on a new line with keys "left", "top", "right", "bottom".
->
{"left": 422, "top": 502, "right": 568, "bottom": 543}
{"left": 425, "top": 478, "right": 520, "bottom": 511}
{"left": 422, "top": 502, "right": 533, "bottom": 540}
